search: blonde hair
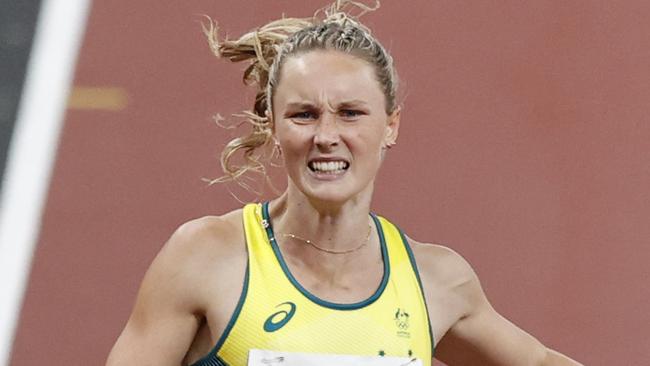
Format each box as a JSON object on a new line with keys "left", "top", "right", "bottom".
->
{"left": 203, "top": 0, "right": 397, "bottom": 187}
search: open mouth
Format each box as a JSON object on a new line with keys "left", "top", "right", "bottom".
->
{"left": 308, "top": 160, "right": 350, "bottom": 174}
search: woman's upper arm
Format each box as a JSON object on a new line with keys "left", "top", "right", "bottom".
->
{"left": 433, "top": 282, "right": 548, "bottom": 365}
{"left": 434, "top": 269, "right": 582, "bottom": 365}
{"left": 412, "top": 242, "right": 580, "bottom": 365}
{"left": 106, "top": 219, "right": 223, "bottom": 366}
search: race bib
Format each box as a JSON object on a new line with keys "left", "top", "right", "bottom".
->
{"left": 247, "top": 349, "right": 422, "bottom": 366}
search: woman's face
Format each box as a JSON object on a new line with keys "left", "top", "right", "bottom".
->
{"left": 272, "top": 50, "right": 400, "bottom": 204}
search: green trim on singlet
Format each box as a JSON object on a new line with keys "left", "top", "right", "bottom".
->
{"left": 398, "top": 227, "right": 436, "bottom": 357}
{"left": 189, "top": 265, "right": 249, "bottom": 366}
{"left": 189, "top": 354, "right": 229, "bottom": 366}
{"left": 261, "top": 201, "right": 390, "bottom": 310}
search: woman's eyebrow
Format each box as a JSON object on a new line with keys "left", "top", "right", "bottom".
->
{"left": 285, "top": 102, "right": 318, "bottom": 110}
{"left": 337, "top": 100, "right": 369, "bottom": 108}
{"left": 284, "top": 100, "right": 368, "bottom": 111}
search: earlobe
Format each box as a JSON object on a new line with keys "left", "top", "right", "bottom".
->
{"left": 266, "top": 110, "right": 281, "bottom": 155}
{"left": 265, "top": 109, "right": 275, "bottom": 131}
{"left": 384, "top": 106, "right": 401, "bottom": 149}
{"left": 273, "top": 138, "right": 282, "bottom": 159}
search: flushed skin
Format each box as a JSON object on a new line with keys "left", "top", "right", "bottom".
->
{"left": 107, "top": 50, "right": 582, "bottom": 366}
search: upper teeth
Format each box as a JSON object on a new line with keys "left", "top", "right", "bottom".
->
{"left": 311, "top": 161, "right": 347, "bottom": 172}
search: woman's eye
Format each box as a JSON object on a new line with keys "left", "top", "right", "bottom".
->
{"left": 290, "top": 111, "right": 316, "bottom": 120}
{"left": 340, "top": 109, "right": 364, "bottom": 119}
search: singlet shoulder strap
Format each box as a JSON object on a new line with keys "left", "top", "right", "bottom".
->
{"left": 374, "top": 215, "right": 436, "bottom": 355}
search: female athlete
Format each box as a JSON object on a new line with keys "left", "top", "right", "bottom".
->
{"left": 107, "top": 2, "right": 582, "bottom": 365}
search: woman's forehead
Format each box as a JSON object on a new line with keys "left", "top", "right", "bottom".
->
{"left": 283, "top": 50, "right": 372, "bottom": 76}
{"left": 275, "top": 50, "right": 384, "bottom": 105}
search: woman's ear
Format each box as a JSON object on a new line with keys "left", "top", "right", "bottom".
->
{"left": 265, "top": 109, "right": 275, "bottom": 132}
{"left": 384, "top": 106, "right": 401, "bottom": 149}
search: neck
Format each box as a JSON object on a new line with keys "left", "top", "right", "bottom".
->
{"left": 269, "top": 182, "right": 375, "bottom": 253}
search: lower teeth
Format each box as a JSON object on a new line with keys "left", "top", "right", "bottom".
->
{"left": 316, "top": 169, "right": 343, "bottom": 173}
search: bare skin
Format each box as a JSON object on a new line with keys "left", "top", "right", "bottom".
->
{"left": 107, "top": 50, "right": 582, "bottom": 365}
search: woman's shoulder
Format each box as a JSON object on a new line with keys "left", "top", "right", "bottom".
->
{"left": 404, "top": 237, "right": 482, "bottom": 329}
{"left": 163, "top": 208, "right": 246, "bottom": 265}
{"left": 114, "top": 208, "right": 249, "bottom": 350}
{"left": 144, "top": 208, "right": 247, "bottom": 298}
{"left": 404, "top": 236, "right": 478, "bottom": 291}
{"left": 171, "top": 208, "right": 244, "bottom": 246}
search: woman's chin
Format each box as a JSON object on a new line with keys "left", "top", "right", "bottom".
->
{"left": 301, "top": 181, "right": 372, "bottom": 206}
{"left": 287, "top": 171, "right": 372, "bottom": 205}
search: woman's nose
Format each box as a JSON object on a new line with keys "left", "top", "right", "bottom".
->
{"left": 313, "top": 113, "right": 340, "bottom": 149}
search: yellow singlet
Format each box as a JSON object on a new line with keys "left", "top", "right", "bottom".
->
{"left": 191, "top": 203, "right": 434, "bottom": 366}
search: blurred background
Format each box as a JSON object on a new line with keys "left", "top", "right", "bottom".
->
{"left": 1, "top": 0, "right": 649, "bottom": 365}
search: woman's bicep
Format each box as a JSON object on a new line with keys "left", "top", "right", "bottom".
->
{"left": 434, "top": 303, "right": 547, "bottom": 365}
{"left": 433, "top": 266, "right": 549, "bottom": 366}
{"left": 412, "top": 243, "right": 546, "bottom": 365}
{"left": 107, "top": 308, "right": 200, "bottom": 366}
{"left": 107, "top": 223, "right": 211, "bottom": 365}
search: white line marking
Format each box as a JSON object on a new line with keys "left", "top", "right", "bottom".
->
{"left": 0, "top": 0, "right": 92, "bottom": 364}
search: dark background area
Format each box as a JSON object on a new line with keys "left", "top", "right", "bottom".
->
{"left": 0, "top": 0, "right": 42, "bottom": 186}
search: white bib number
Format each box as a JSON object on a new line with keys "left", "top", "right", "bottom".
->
{"left": 247, "top": 349, "right": 422, "bottom": 366}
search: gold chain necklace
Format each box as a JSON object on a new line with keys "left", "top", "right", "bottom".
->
{"left": 278, "top": 223, "right": 372, "bottom": 255}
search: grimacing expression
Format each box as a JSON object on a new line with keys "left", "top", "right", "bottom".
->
{"left": 272, "top": 50, "right": 400, "bottom": 203}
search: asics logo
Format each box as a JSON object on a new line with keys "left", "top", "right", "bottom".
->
{"left": 263, "top": 302, "right": 296, "bottom": 332}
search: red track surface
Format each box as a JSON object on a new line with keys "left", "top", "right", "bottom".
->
{"left": 11, "top": 1, "right": 650, "bottom": 364}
